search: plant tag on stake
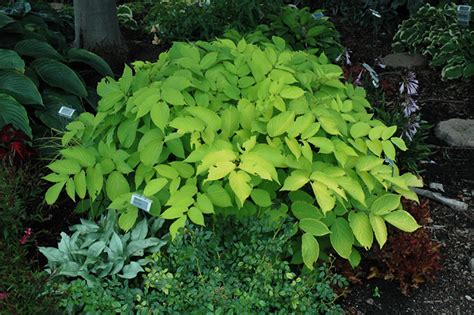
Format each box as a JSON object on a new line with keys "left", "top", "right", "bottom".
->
{"left": 457, "top": 5, "right": 471, "bottom": 27}
{"left": 130, "top": 194, "right": 152, "bottom": 212}
{"left": 58, "top": 106, "right": 75, "bottom": 119}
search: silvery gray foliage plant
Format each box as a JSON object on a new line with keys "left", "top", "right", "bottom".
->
{"left": 39, "top": 210, "right": 167, "bottom": 284}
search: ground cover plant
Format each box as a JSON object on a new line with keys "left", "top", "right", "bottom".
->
{"left": 393, "top": 3, "right": 474, "bottom": 80}
{"left": 43, "top": 36, "right": 423, "bottom": 272}
{"left": 44, "top": 215, "right": 348, "bottom": 313}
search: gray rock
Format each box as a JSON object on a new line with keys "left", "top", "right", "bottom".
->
{"left": 380, "top": 53, "right": 427, "bottom": 69}
{"left": 470, "top": 257, "right": 474, "bottom": 272}
{"left": 435, "top": 119, "right": 474, "bottom": 147}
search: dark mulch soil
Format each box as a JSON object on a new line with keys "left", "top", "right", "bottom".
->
{"left": 333, "top": 14, "right": 474, "bottom": 315}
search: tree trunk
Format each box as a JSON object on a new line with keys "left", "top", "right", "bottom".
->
{"left": 73, "top": 0, "right": 126, "bottom": 64}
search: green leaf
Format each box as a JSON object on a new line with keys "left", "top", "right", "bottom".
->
{"left": 330, "top": 218, "right": 354, "bottom": 259}
{"left": 280, "top": 86, "right": 305, "bottom": 99}
{"left": 74, "top": 170, "right": 87, "bottom": 199}
{"left": 382, "top": 140, "right": 396, "bottom": 160}
{"left": 119, "top": 206, "right": 138, "bottom": 231}
{"left": 384, "top": 210, "right": 420, "bottom": 232}
{"left": 0, "top": 12, "right": 14, "bottom": 28}
{"left": 206, "top": 184, "right": 233, "bottom": 207}
{"left": 106, "top": 171, "right": 130, "bottom": 200}
{"left": 381, "top": 126, "right": 397, "bottom": 140}
{"left": 281, "top": 170, "right": 309, "bottom": 191}
{"left": 207, "top": 161, "right": 235, "bottom": 181}
{"left": 291, "top": 201, "right": 322, "bottom": 220}
{"left": 196, "top": 194, "right": 214, "bottom": 214}
{"left": 15, "top": 39, "right": 64, "bottom": 60}
{"left": 391, "top": 137, "right": 407, "bottom": 151}
{"left": 441, "top": 64, "right": 463, "bottom": 80}
{"left": 169, "top": 215, "right": 186, "bottom": 240}
{"left": 0, "top": 93, "right": 32, "bottom": 138}
{"left": 67, "top": 48, "right": 114, "bottom": 77}
{"left": 307, "top": 137, "right": 334, "bottom": 154}
{"left": 301, "top": 233, "right": 319, "bottom": 270}
{"left": 229, "top": 170, "right": 252, "bottom": 206}
{"left": 350, "top": 122, "right": 371, "bottom": 138}
{"left": 0, "top": 70, "right": 43, "bottom": 105}
{"left": 348, "top": 212, "right": 373, "bottom": 250}
{"left": 144, "top": 178, "right": 168, "bottom": 196}
{"left": 369, "top": 213, "right": 387, "bottom": 248}
{"left": 349, "top": 248, "right": 361, "bottom": 268}
{"left": 0, "top": 49, "right": 25, "bottom": 71}
{"left": 311, "top": 181, "right": 335, "bottom": 213}
{"left": 371, "top": 193, "right": 401, "bottom": 215}
{"left": 48, "top": 159, "right": 82, "bottom": 174}
{"left": 45, "top": 181, "right": 66, "bottom": 205}
{"left": 117, "top": 119, "right": 138, "bottom": 148}
{"left": 299, "top": 218, "right": 330, "bottom": 236}
{"left": 267, "top": 111, "right": 295, "bottom": 137}
{"left": 138, "top": 129, "right": 163, "bottom": 166}
{"left": 31, "top": 58, "right": 87, "bottom": 97}
{"left": 188, "top": 207, "right": 205, "bottom": 226}
{"left": 150, "top": 102, "right": 170, "bottom": 131}
{"left": 162, "top": 87, "right": 185, "bottom": 105}
{"left": 60, "top": 147, "right": 96, "bottom": 167}
{"left": 250, "top": 189, "right": 272, "bottom": 207}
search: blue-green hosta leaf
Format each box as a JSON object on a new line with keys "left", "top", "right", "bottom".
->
{"left": 14, "top": 39, "right": 64, "bottom": 60}
{"left": 0, "top": 93, "right": 32, "bottom": 138}
{"left": 0, "top": 49, "right": 25, "bottom": 71}
{"left": 31, "top": 58, "right": 87, "bottom": 97}
{"left": 67, "top": 48, "right": 114, "bottom": 77}
{"left": 0, "top": 12, "right": 14, "bottom": 28}
{"left": 0, "top": 70, "right": 43, "bottom": 105}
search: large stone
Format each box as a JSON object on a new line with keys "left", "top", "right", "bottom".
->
{"left": 435, "top": 119, "right": 474, "bottom": 147}
{"left": 381, "top": 53, "right": 427, "bottom": 69}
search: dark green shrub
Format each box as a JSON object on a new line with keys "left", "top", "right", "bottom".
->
{"left": 393, "top": 3, "right": 474, "bottom": 80}
{"left": 225, "top": 6, "right": 343, "bottom": 60}
{"left": 0, "top": 2, "right": 113, "bottom": 137}
{"left": 44, "top": 38, "right": 423, "bottom": 270}
{"left": 146, "top": 0, "right": 284, "bottom": 44}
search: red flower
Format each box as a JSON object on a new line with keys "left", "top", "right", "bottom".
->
{"left": 19, "top": 228, "right": 33, "bottom": 245}
{"left": 0, "top": 291, "right": 7, "bottom": 300}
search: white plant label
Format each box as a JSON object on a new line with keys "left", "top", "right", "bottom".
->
{"left": 130, "top": 194, "right": 152, "bottom": 212}
{"left": 58, "top": 106, "right": 76, "bottom": 118}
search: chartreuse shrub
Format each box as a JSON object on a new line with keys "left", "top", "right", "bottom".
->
{"left": 44, "top": 37, "right": 423, "bottom": 269}
{"left": 393, "top": 3, "right": 474, "bottom": 80}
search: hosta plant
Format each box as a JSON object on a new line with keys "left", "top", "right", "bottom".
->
{"left": 0, "top": 5, "right": 113, "bottom": 137}
{"left": 44, "top": 38, "right": 423, "bottom": 269}
{"left": 393, "top": 3, "right": 474, "bottom": 80}
{"left": 39, "top": 210, "right": 167, "bottom": 283}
